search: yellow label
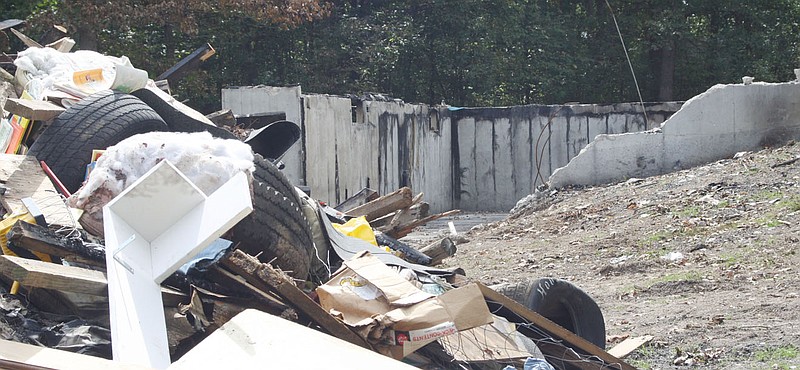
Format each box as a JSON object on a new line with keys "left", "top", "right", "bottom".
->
{"left": 73, "top": 68, "right": 104, "bottom": 86}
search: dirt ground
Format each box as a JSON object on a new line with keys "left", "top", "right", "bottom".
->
{"left": 434, "top": 142, "right": 800, "bottom": 369}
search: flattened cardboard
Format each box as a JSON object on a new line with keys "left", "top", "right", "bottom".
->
{"left": 316, "top": 252, "right": 492, "bottom": 358}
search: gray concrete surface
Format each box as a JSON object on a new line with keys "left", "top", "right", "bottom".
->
{"left": 222, "top": 86, "right": 681, "bottom": 212}
{"left": 548, "top": 82, "right": 800, "bottom": 189}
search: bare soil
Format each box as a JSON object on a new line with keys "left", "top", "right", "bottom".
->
{"left": 441, "top": 142, "right": 800, "bottom": 369}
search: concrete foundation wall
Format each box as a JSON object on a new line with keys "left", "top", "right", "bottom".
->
{"left": 221, "top": 86, "right": 304, "bottom": 183}
{"left": 222, "top": 86, "right": 682, "bottom": 212}
{"left": 448, "top": 103, "right": 677, "bottom": 210}
{"left": 549, "top": 82, "right": 800, "bottom": 189}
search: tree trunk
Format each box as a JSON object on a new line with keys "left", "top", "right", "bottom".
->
{"left": 76, "top": 25, "right": 98, "bottom": 51}
{"left": 657, "top": 40, "right": 675, "bottom": 101}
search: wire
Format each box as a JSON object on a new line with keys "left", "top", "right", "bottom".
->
{"left": 604, "top": 0, "right": 649, "bottom": 125}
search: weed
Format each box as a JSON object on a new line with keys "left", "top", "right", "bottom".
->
{"left": 648, "top": 271, "right": 703, "bottom": 287}
{"left": 677, "top": 206, "right": 701, "bottom": 218}
{"left": 777, "top": 195, "right": 800, "bottom": 212}
{"left": 754, "top": 344, "right": 798, "bottom": 367}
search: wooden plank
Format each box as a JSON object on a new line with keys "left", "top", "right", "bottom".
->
{"left": 388, "top": 209, "right": 461, "bottom": 239}
{"left": 372, "top": 201, "right": 429, "bottom": 229}
{"left": 9, "top": 28, "right": 43, "bottom": 48}
{"left": 0, "top": 155, "right": 76, "bottom": 227}
{"left": 222, "top": 249, "right": 371, "bottom": 349}
{"left": 334, "top": 187, "right": 379, "bottom": 212}
{"left": 608, "top": 335, "right": 654, "bottom": 359}
{"left": 477, "top": 283, "right": 635, "bottom": 370}
{"left": 0, "top": 338, "right": 149, "bottom": 370}
{"left": 0, "top": 255, "right": 187, "bottom": 306}
{"left": 156, "top": 43, "right": 215, "bottom": 84}
{"left": 0, "top": 255, "right": 106, "bottom": 295}
{"left": 345, "top": 187, "right": 413, "bottom": 222}
{"left": 418, "top": 237, "right": 457, "bottom": 266}
{"left": 205, "top": 109, "right": 236, "bottom": 127}
{"left": 3, "top": 98, "right": 65, "bottom": 121}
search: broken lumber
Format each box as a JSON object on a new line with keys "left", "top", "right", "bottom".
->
{"left": 418, "top": 237, "right": 457, "bottom": 265}
{"left": 8, "top": 220, "right": 105, "bottom": 266}
{"left": 0, "top": 254, "right": 106, "bottom": 295}
{"left": 335, "top": 187, "right": 379, "bottom": 212}
{"left": 0, "top": 155, "right": 76, "bottom": 227}
{"left": 156, "top": 43, "right": 216, "bottom": 85}
{"left": 608, "top": 335, "right": 654, "bottom": 359}
{"left": 9, "top": 28, "right": 43, "bottom": 48}
{"left": 345, "top": 187, "right": 413, "bottom": 222}
{"left": 374, "top": 232, "right": 431, "bottom": 265}
{"left": 3, "top": 98, "right": 65, "bottom": 121}
{"left": 372, "top": 201, "right": 429, "bottom": 229}
{"left": 477, "top": 283, "right": 635, "bottom": 370}
{"left": 387, "top": 209, "right": 461, "bottom": 239}
{"left": 205, "top": 109, "right": 236, "bottom": 127}
{"left": 222, "top": 249, "right": 370, "bottom": 349}
{"left": 0, "top": 254, "right": 186, "bottom": 306}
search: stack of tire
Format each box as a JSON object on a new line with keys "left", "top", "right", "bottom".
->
{"left": 28, "top": 90, "right": 313, "bottom": 280}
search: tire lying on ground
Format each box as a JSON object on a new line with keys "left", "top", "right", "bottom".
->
{"left": 494, "top": 278, "right": 606, "bottom": 349}
{"left": 228, "top": 153, "right": 314, "bottom": 280}
{"left": 28, "top": 90, "right": 168, "bottom": 193}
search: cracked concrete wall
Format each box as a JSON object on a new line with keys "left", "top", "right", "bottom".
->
{"left": 549, "top": 82, "right": 800, "bottom": 189}
{"left": 223, "top": 85, "right": 681, "bottom": 212}
{"left": 449, "top": 103, "right": 679, "bottom": 211}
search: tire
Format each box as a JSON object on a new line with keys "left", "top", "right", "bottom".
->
{"left": 229, "top": 153, "right": 313, "bottom": 280}
{"left": 495, "top": 278, "right": 606, "bottom": 349}
{"left": 28, "top": 90, "right": 168, "bottom": 193}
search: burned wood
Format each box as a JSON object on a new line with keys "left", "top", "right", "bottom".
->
{"left": 156, "top": 43, "right": 215, "bottom": 85}
{"left": 345, "top": 187, "right": 413, "bottom": 222}
{"left": 418, "top": 237, "right": 457, "bottom": 266}
{"left": 221, "top": 250, "right": 371, "bottom": 349}
{"left": 374, "top": 231, "right": 431, "bottom": 265}
{"left": 8, "top": 221, "right": 105, "bottom": 264}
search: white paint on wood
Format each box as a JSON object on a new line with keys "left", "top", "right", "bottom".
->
{"left": 104, "top": 160, "right": 252, "bottom": 369}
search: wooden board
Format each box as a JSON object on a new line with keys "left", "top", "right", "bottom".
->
{"left": 0, "top": 339, "right": 149, "bottom": 370}
{"left": 0, "top": 155, "right": 76, "bottom": 226}
{"left": 0, "top": 255, "right": 187, "bottom": 306}
{"left": 608, "top": 335, "right": 654, "bottom": 359}
{"left": 0, "top": 254, "right": 105, "bottom": 295}
{"left": 222, "top": 250, "right": 371, "bottom": 349}
{"left": 477, "top": 283, "right": 635, "bottom": 370}
{"left": 3, "top": 98, "right": 65, "bottom": 121}
{"left": 345, "top": 187, "right": 413, "bottom": 222}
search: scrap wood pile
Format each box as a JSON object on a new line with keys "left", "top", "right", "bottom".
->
{"left": 0, "top": 21, "right": 635, "bottom": 370}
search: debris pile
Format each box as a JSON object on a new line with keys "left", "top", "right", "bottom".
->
{"left": 0, "top": 22, "right": 634, "bottom": 370}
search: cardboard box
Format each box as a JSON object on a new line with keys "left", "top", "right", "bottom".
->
{"left": 316, "top": 252, "right": 493, "bottom": 358}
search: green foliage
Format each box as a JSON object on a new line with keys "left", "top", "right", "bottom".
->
{"left": 9, "top": 0, "right": 800, "bottom": 111}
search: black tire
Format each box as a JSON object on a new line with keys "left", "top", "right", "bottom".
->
{"left": 495, "top": 278, "right": 606, "bottom": 349}
{"left": 229, "top": 154, "right": 313, "bottom": 279}
{"left": 28, "top": 90, "right": 168, "bottom": 193}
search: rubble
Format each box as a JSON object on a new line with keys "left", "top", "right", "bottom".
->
{"left": 0, "top": 25, "right": 632, "bottom": 370}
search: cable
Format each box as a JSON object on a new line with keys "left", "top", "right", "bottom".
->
{"left": 604, "top": 0, "right": 649, "bottom": 125}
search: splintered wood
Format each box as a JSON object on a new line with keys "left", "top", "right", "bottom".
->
{"left": 342, "top": 187, "right": 460, "bottom": 239}
{"left": 221, "top": 249, "right": 370, "bottom": 349}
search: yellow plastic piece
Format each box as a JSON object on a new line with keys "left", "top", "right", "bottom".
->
{"left": 331, "top": 216, "right": 378, "bottom": 246}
